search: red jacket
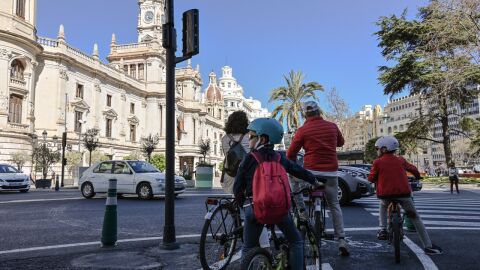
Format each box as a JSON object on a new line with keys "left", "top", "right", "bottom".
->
{"left": 287, "top": 116, "right": 344, "bottom": 172}
{"left": 368, "top": 153, "right": 420, "bottom": 198}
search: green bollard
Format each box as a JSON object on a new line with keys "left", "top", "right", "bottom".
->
{"left": 101, "top": 178, "right": 117, "bottom": 247}
{"left": 404, "top": 196, "right": 416, "bottom": 232}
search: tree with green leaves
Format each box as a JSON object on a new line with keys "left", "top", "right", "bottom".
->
{"left": 376, "top": 0, "right": 480, "bottom": 167}
{"left": 141, "top": 134, "right": 160, "bottom": 162}
{"left": 150, "top": 154, "right": 166, "bottom": 172}
{"left": 364, "top": 137, "right": 379, "bottom": 164}
{"left": 269, "top": 70, "right": 324, "bottom": 132}
{"left": 199, "top": 139, "right": 211, "bottom": 165}
{"left": 86, "top": 150, "right": 109, "bottom": 165}
{"left": 9, "top": 151, "right": 30, "bottom": 171}
{"left": 65, "top": 151, "right": 83, "bottom": 176}
{"left": 33, "top": 145, "right": 61, "bottom": 179}
{"left": 83, "top": 128, "right": 100, "bottom": 167}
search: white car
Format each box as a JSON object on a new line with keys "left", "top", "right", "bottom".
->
{"left": 79, "top": 160, "right": 187, "bottom": 200}
{"left": 0, "top": 164, "right": 30, "bottom": 193}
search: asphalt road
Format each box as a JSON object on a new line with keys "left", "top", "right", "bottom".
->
{"left": 0, "top": 187, "right": 479, "bottom": 269}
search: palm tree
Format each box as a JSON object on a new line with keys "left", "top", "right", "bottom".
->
{"left": 269, "top": 70, "right": 324, "bottom": 132}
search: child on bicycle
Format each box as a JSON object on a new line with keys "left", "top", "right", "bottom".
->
{"left": 368, "top": 136, "right": 442, "bottom": 255}
{"left": 233, "top": 118, "right": 324, "bottom": 270}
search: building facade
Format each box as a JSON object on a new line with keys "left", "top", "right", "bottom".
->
{"left": 217, "top": 66, "right": 269, "bottom": 120}
{"left": 0, "top": 0, "right": 268, "bottom": 186}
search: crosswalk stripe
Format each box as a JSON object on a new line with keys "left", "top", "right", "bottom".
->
{"left": 359, "top": 198, "right": 479, "bottom": 203}
{"left": 359, "top": 204, "right": 477, "bottom": 210}
{"left": 368, "top": 212, "right": 480, "bottom": 220}
{"left": 363, "top": 208, "right": 479, "bottom": 215}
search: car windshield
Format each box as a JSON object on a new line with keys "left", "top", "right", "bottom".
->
{"left": 0, "top": 165, "right": 20, "bottom": 173}
{"left": 127, "top": 161, "right": 159, "bottom": 173}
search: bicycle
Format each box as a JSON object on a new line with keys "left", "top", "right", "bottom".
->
{"left": 241, "top": 186, "right": 323, "bottom": 270}
{"left": 387, "top": 199, "right": 404, "bottom": 264}
{"left": 199, "top": 196, "right": 243, "bottom": 270}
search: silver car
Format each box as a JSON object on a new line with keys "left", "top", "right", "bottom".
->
{"left": 79, "top": 160, "right": 187, "bottom": 200}
{"left": 337, "top": 166, "right": 375, "bottom": 205}
{"left": 0, "top": 164, "right": 30, "bottom": 193}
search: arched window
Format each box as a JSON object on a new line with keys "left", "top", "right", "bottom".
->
{"left": 16, "top": 0, "right": 26, "bottom": 19}
{"left": 10, "top": 59, "right": 24, "bottom": 80}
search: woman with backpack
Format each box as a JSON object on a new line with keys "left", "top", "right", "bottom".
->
{"left": 233, "top": 118, "right": 323, "bottom": 270}
{"left": 220, "top": 111, "right": 250, "bottom": 194}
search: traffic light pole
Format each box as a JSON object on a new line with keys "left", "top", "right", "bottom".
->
{"left": 162, "top": 0, "right": 179, "bottom": 250}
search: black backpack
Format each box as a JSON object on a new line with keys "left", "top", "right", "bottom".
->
{"left": 223, "top": 134, "right": 247, "bottom": 178}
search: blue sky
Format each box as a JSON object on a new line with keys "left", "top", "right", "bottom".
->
{"left": 37, "top": 0, "right": 428, "bottom": 114}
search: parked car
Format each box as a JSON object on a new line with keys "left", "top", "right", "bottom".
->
{"left": 0, "top": 164, "right": 30, "bottom": 193}
{"left": 79, "top": 160, "right": 187, "bottom": 200}
{"left": 473, "top": 165, "right": 480, "bottom": 173}
{"left": 337, "top": 166, "right": 375, "bottom": 205}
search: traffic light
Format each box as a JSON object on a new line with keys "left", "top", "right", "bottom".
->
{"left": 182, "top": 9, "right": 199, "bottom": 57}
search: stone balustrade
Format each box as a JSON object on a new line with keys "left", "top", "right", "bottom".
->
{"left": 37, "top": 37, "right": 59, "bottom": 47}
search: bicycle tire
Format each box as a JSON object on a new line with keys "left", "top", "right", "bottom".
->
{"left": 314, "top": 211, "right": 324, "bottom": 240}
{"left": 199, "top": 204, "right": 240, "bottom": 270}
{"left": 241, "top": 247, "right": 273, "bottom": 270}
{"left": 302, "top": 223, "right": 322, "bottom": 270}
{"left": 392, "top": 214, "right": 401, "bottom": 264}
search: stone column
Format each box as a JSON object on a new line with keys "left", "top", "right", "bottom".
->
{"left": 56, "top": 67, "right": 69, "bottom": 135}
{"left": 0, "top": 49, "right": 11, "bottom": 127}
{"left": 94, "top": 82, "right": 101, "bottom": 129}
{"left": 159, "top": 101, "right": 165, "bottom": 137}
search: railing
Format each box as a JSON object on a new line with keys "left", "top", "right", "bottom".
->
{"left": 66, "top": 45, "right": 95, "bottom": 64}
{"left": 10, "top": 77, "right": 26, "bottom": 87}
{"left": 113, "top": 43, "right": 152, "bottom": 51}
{"left": 8, "top": 122, "right": 30, "bottom": 131}
{"left": 37, "top": 37, "right": 59, "bottom": 47}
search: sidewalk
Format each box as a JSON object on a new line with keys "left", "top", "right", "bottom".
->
{"left": 0, "top": 238, "right": 206, "bottom": 270}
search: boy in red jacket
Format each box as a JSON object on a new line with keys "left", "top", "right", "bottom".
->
{"left": 368, "top": 136, "right": 442, "bottom": 255}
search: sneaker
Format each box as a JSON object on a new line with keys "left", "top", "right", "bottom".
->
{"left": 424, "top": 245, "right": 443, "bottom": 255}
{"left": 338, "top": 238, "right": 350, "bottom": 257}
{"left": 377, "top": 229, "right": 388, "bottom": 240}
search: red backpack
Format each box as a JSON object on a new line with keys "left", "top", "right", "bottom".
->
{"left": 251, "top": 152, "right": 291, "bottom": 225}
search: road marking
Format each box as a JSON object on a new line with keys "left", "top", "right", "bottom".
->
{"left": 368, "top": 213, "right": 480, "bottom": 220}
{"left": 364, "top": 208, "right": 479, "bottom": 215}
{"left": 403, "top": 236, "right": 439, "bottom": 270}
{"left": 362, "top": 204, "right": 476, "bottom": 210}
{"left": 0, "top": 234, "right": 201, "bottom": 255}
{"left": 0, "top": 197, "right": 83, "bottom": 204}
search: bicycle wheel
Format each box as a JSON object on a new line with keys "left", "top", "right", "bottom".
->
{"left": 199, "top": 204, "right": 240, "bottom": 270}
{"left": 303, "top": 224, "right": 322, "bottom": 270}
{"left": 241, "top": 247, "right": 273, "bottom": 270}
{"left": 313, "top": 211, "right": 324, "bottom": 240}
{"left": 392, "top": 214, "right": 401, "bottom": 264}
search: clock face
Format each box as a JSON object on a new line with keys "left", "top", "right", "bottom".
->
{"left": 144, "top": 11, "right": 154, "bottom": 23}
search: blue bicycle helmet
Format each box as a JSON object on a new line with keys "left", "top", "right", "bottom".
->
{"left": 247, "top": 118, "right": 284, "bottom": 144}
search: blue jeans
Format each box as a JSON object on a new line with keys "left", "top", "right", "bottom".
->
{"left": 242, "top": 205, "right": 304, "bottom": 270}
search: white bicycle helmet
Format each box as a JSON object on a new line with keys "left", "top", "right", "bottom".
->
{"left": 375, "top": 136, "right": 399, "bottom": 151}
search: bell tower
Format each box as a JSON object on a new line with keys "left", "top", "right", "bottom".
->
{"left": 137, "top": 0, "right": 165, "bottom": 43}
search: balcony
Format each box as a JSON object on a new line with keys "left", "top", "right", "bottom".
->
{"left": 7, "top": 122, "right": 30, "bottom": 132}
{"left": 10, "top": 77, "right": 26, "bottom": 88}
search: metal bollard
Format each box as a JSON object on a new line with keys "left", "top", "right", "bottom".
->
{"left": 101, "top": 178, "right": 118, "bottom": 247}
{"left": 55, "top": 175, "right": 60, "bottom": 191}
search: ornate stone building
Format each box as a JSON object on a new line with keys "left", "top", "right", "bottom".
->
{"left": 1, "top": 0, "right": 269, "bottom": 186}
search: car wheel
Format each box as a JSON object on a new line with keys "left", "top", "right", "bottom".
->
{"left": 137, "top": 183, "right": 153, "bottom": 200}
{"left": 81, "top": 182, "right": 95, "bottom": 199}
{"left": 20, "top": 189, "right": 29, "bottom": 193}
{"left": 338, "top": 182, "right": 349, "bottom": 206}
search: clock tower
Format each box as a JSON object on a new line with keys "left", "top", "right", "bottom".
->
{"left": 137, "top": 0, "right": 165, "bottom": 43}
